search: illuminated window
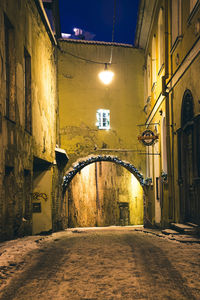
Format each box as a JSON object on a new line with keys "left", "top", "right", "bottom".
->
{"left": 96, "top": 109, "right": 110, "bottom": 130}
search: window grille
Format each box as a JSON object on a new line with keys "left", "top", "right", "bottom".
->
{"left": 96, "top": 109, "right": 110, "bottom": 130}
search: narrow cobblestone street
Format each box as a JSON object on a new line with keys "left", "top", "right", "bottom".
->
{"left": 0, "top": 227, "right": 200, "bottom": 300}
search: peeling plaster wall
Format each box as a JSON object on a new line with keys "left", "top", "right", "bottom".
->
{"left": 0, "top": 0, "right": 58, "bottom": 240}
{"left": 67, "top": 162, "right": 143, "bottom": 227}
{"left": 58, "top": 40, "right": 145, "bottom": 173}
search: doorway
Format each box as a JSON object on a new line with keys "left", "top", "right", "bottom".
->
{"left": 178, "top": 90, "right": 199, "bottom": 224}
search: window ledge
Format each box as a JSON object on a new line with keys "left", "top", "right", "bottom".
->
{"left": 188, "top": 1, "right": 200, "bottom": 24}
{"left": 170, "top": 35, "right": 183, "bottom": 54}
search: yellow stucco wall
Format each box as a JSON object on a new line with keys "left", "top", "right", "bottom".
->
{"left": 32, "top": 169, "right": 53, "bottom": 234}
{"left": 171, "top": 55, "right": 200, "bottom": 223}
{"left": 0, "top": 0, "right": 58, "bottom": 239}
{"left": 142, "top": 0, "right": 168, "bottom": 226}
{"left": 141, "top": 0, "right": 200, "bottom": 226}
{"left": 58, "top": 40, "right": 145, "bottom": 174}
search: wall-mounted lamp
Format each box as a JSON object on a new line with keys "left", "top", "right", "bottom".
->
{"left": 98, "top": 63, "right": 114, "bottom": 85}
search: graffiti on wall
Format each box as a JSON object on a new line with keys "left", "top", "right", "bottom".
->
{"left": 31, "top": 192, "right": 48, "bottom": 202}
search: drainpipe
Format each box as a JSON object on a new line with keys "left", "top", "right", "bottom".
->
{"left": 162, "top": 0, "right": 174, "bottom": 222}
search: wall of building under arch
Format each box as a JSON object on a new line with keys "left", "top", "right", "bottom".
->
{"left": 65, "top": 161, "right": 144, "bottom": 228}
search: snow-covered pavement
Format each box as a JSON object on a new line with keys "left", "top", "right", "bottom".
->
{"left": 0, "top": 227, "right": 200, "bottom": 299}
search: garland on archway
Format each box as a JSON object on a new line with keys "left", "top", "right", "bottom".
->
{"left": 62, "top": 155, "right": 145, "bottom": 194}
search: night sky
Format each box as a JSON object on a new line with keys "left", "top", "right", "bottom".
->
{"left": 59, "top": 0, "right": 140, "bottom": 45}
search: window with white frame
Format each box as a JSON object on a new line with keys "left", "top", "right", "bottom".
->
{"left": 96, "top": 109, "right": 110, "bottom": 130}
{"left": 171, "top": 0, "right": 182, "bottom": 48}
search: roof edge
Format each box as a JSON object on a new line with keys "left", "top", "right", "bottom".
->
{"left": 34, "top": 0, "right": 57, "bottom": 46}
{"left": 134, "top": 0, "right": 157, "bottom": 49}
{"left": 58, "top": 38, "right": 135, "bottom": 48}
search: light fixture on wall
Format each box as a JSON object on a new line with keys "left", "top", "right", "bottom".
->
{"left": 98, "top": 63, "right": 114, "bottom": 85}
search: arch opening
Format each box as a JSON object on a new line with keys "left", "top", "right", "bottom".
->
{"left": 63, "top": 155, "right": 145, "bottom": 194}
{"left": 62, "top": 156, "right": 146, "bottom": 228}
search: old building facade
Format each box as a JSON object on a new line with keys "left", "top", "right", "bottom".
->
{"left": 135, "top": 0, "right": 200, "bottom": 227}
{"left": 1, "top": 0, "right": 199, "bottom": 241}
{"left": 0, "top": 0, "right": 66, "bottom": 240}
{"left": 58, "top": 40, "right": 146, "bottom": 227}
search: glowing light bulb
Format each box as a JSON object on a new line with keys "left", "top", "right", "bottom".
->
{"left": 98, "top": 64, "right": 114, "bottom": 85}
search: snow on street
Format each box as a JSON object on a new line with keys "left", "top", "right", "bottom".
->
{"left": 0, "top": 227, "right": 200, "bottom": 299}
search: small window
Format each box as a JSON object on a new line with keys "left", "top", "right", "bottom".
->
{"left": 96, "top": 109, "right": 110, "bottom": 130}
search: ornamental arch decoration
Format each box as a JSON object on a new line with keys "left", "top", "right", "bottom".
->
{"left": 62, "top": 155, "right": 146, "bottom": 195}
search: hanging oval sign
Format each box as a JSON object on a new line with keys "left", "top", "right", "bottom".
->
{"left": 138, "top": 129, "right": 159, "bottom": 146}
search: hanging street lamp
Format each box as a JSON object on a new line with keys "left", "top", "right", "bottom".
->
{"left": 98, "top": 63, "right": 114, "bottom": 85}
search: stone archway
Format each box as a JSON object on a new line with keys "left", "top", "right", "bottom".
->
{"left": 62, "top": 155, "right": 147, "bottom": 227}
{"left": 63, "top": 155, "right": 145, "bottom": 193}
